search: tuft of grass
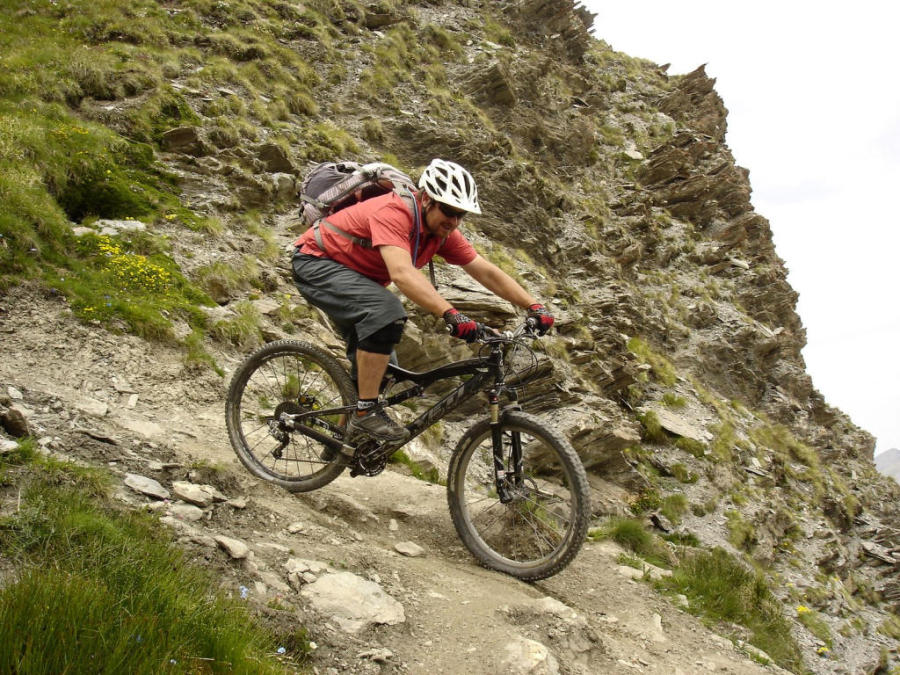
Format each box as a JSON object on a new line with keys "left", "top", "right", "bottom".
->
{"left": 637, "top": 410, "right": 668, "bottom": 444}
{"left": 709, "top": 422, "right": 737, "bottom": 462}
{"left": 750, "top": 422, "right": 820, "bottom": 469}
{"left": 662, "top": 392, "right": 686, "bottom": 408}
{"left": 194, "top": 257, "right": 261, "bottom": 303}
{"left": 878, "top": 614, "right": 900, "bottom": 640}
{"left": 658, "top": 548, "right": 803, "bottom": 671}
{"left": 627, "top": 337, "right": 677, "bottom": 386}
{"left": 675, "top": 436, "right": 707, "bottom": 458}
{"left": 0, "top": 436, "right": 38, "bottom": 468}
{"left": 670, "top": 462, "right": 698, "bottom": 483}
{"left": 211, "top": 300, "right": 263, "bottom": 349}
{"left": 629, "top": 486, "right": 662, "bottom": 514}
{"left": 389, "top": 449, "right": 442, "bottom": 485}
{"left": 796, "top": 606, "right": 833, "bottom": 648}
{"left": 661, "top": 531, "right": 701, "bottom": 547}
{"left": 183, "top": 329, "right": 224, "bottom": 376}
{"left": 589, "top": 517, "right": 672, "bottom": 568}
{"left": 0, "top": 470, "right": 289, "bottom": 673}
{"left": 660, "top": 494, "right": 688, "bottom": 525}
{"left": 725, "top": 509, "right": 757, "bottom": 552}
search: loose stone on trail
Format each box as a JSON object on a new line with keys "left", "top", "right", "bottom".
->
{"left": 124, "top": 473, "right": 170, "bottom": 500}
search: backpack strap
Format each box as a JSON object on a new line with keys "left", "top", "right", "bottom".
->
{"left": 311, "top": 188, "right": 440, "bottom": 290}
{"left": 395, "top": 188, "right": 439, "bottom": 290}
{"left": 312, "top": 219, "right": 373, "bottom": 252}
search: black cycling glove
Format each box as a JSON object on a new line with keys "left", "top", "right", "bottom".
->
{"left": 443, "top": 308, "right": 480, "bottom": 343}
{"left": 527, "top": 303, "right": 555, "bottom": 335}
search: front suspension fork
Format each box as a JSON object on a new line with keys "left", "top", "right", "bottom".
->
{"left": 490, "top": 395, "right": 522, "bottom": 504}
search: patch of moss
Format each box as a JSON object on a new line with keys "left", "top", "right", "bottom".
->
{"left": 627, "top": 337, "right": 677, "bottom": 386}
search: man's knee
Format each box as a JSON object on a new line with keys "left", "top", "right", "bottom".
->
{"left": 358, "top": 318, "right": 406, "bottom": 355}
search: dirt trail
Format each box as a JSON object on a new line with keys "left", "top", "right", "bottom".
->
{"left": 0, "top": 287, "right": 782, "bottom": 674}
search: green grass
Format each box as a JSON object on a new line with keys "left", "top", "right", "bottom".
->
{"left": 357, "top": 22, "right": 461, "bottom": 102}
{"left": 796, "top": 606, "right": 833, "bottom": 648}
{"left": 878, "top": 614, "right": 900, "bottom": 640}
{"left": 589, "top": 517, "right": 672, "bottom": 568}
{"left": 670, "top": 462, "right": 698, "bottom": 483}
{"left": 212, "top": 300, "right": 264, "bottom": 349}
{"left": 725, "top": 509, "right": 757, "bottom": 552}
{"left": 0, "top": 451, "right": 295, "bottom": 673}
{"left": 195, "top": 257, "right": 262, "bottom": 303}
{"left": 660, "top": 494, "right": 688, "bottom": 525}
{"left": 709, "top": 421, "right": 737, "bottom": 462}
{"left": 389, "top": 449, "right": 442, "bottom": 485}
{"left": 627, "top": 337, "right": 677, "bottom": 386}
{"left": 662, "top": 392, "right": 686, "bottom": 408}
{"left": 637, "top": 410, "right": 668, "bottom": 444}
{"left": 675, "top": 436, "right": 707, "bottom": 458}
{"left": 0, "top": 0, "right": 323, "bottom": 341}
{"left": 52, "top": 232, "right": 213, "bottom": 340}
{"left": 658, "top": 548, "right": 803, "bottom": 671}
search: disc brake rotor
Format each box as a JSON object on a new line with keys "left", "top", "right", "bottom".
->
{"left": 269, "top": 401, "right": 303, "bottom": 458}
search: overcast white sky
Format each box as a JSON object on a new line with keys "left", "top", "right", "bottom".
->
{"left": 580, "top": 1, "right": 900, "bottom": 456}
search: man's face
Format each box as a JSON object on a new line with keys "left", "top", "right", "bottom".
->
{"left": 423, "top": 197, "right": 466, "bottom": 238}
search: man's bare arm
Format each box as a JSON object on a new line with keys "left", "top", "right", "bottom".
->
{"left": 380, "top": 245, "right": 452, "bottom": 316}
{"left": 462, "top": 254, "right": 538, "bottom": 309}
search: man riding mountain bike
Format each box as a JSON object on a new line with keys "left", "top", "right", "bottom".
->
{"left": 291, "top": 158, "right": 554, "bottom": 444}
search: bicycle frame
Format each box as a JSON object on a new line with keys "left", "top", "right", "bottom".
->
{"left": 282, "top": 335, "right": 524, "bottom": 497}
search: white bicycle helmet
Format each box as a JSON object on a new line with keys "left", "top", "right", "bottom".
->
{"left": 418, "top": 158, "right": 482, "bottom": 215}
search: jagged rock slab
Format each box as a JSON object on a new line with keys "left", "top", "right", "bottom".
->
{"left": 501, "top": 636, "right": 559, "bottom": 675}
{"left": 300, "top": 571, "right": 405, "bottom": 634}
{"left": 394, "top": 541, "right": 425, "bottom": 557}
{"left": 214, "top": 535, "right": 249, "bottom": 559}
{"left": 172, "top": 481, "right": 227, "bottom": 507}
{"left": 644, "top": 407, "right": 711, "bottom": 443}
{"left": 124, "top": 473, "right": 170, "bottom": 500}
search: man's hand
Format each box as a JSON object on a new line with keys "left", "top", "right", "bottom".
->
{"left": 443, "top": 308, "right": 479, "bottom": 343}
{"left": 527, "top": 303, "right": 554, "bottom": 335}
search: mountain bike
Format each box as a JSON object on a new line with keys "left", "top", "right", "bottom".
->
{"left": 225, "top": 321, "right": 590, "bottom": 581}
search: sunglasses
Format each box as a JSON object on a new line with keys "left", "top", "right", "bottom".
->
{"left": 435, "top": 201, "right": 467, "bottom": 220}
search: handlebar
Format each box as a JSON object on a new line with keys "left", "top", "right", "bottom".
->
{"left": 479, "top": 318, "right": 539, "bottom": 343}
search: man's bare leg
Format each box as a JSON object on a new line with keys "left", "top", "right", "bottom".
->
{"left": 346, "top": 349, "right": 409, "bottom": 442}
{"left": 355, "top": 349, "right": 390, "bottom": 404}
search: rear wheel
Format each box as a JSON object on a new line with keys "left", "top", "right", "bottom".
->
{"left": 447, "top": 411, "right": 590, "bottom": 581}
{"left": 225, "top": 340, "right": 355, "bottom": 492}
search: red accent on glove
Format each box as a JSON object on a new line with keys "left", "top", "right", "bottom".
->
{"left": 527, "top": 303, "right": 555, "bottom": 335}
{"left": 443, "top": 308, "right": 479, "bottom": 343}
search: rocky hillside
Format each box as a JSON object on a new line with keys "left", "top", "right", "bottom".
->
{"left": 2, "top": 0, "right": 899, "bottom": 673}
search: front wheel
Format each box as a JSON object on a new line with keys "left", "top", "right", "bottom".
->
{"left": 447, "top": 411, "right": 590, "bottom": 581}
{"left": 225, "top": 340, "right": 355, "bottom": 492}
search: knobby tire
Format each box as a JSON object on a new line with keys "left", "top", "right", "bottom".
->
{"left": 225, "top": 340, "right": 355, "bottom": 492}
{"left": 447, "top": 411, "right": 590, "bottom": 581}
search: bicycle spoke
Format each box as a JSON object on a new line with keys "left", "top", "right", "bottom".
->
{"left": 227, "top": 342, "right": 353, "bottom": 489}
{"left": 450, "top": 413, "right": 589, "bottom": 578}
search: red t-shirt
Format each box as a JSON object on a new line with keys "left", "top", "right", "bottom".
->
{"left": 294, "top": 192, "right": 477, "bottom": 286}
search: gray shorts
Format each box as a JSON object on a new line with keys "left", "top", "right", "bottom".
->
{"left": 291, "top": 252, "right": 406, "bottom": 368}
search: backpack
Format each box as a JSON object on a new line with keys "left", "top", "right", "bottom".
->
{"left": 298, "top": 161, "right": 416, "bottom": 226}
{"left": 298, "top": 161, "right": 439, "bottom": 287}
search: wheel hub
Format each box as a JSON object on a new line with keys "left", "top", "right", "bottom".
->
{"left": 268, "top": 401, "right": 303, "bottom": 458}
